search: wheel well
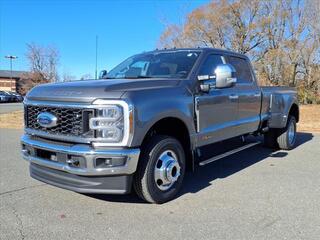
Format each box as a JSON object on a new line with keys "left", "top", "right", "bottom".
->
{"left": 142, "top": 117, "right": 193, "bottom": 170}
{"left": 289, "top": 104, "right": 299, "bottom": 122}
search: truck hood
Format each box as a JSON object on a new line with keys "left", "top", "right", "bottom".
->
{"left": 26, "top": 78, "right": 180, "bottom": 103}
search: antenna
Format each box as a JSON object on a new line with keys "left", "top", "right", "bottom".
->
{"left": 95, "top": 35, "right": 98, "bottom": 79}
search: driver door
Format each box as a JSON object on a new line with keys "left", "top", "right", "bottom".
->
{"left": 195, "top": 54, "right": 239, "bottom": 147}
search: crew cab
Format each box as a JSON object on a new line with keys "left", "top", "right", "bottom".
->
{"left": 21, "top": 48, "right": 299, "bottom": 203}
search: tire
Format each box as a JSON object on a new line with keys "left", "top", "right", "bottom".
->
{"left": 264, "top": 128, "right": 279, "bottom": 148}
{"left": 277, "top": 116, "right": 297, "bottom": 150}
{"left": 133, "top": 135, "right": 186, "bottom": 204}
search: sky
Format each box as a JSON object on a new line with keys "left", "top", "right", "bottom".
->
{"left": 0, "top": 0, "right": 208, "bottom": 79}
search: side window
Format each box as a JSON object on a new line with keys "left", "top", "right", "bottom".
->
{"left": 199, "top": 54, "right": 223, "bottom": 75}
{"left": 130, "top": 61, "right": 149, "bottom": 75}
{"left": 226, "top": 56, "right": 253, "bottom": 83}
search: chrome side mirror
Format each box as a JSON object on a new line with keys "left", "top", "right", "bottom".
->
{"left": 99, "top": 70, "right": 108, "bottom": 79}
{"left": 215, "top": 64, "right": 237, "bottom": 88}
{"left": 199, "top": 79, "right": 215, "bottom": 92}
{"left": 198, "top": 64, "right": 237, "bottom": 92}
{"left": 198, "top": 75, "right": 215, "bottom": 92}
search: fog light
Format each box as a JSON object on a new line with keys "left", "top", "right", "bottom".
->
{"left": 95, "top": 156, "right": 127, "bottom": 168}
{"left": 22, "top": 145, "right": 32, "bottom": 156}
{"left": 66, "top": 156, "right": 85, "bottom": 168}
{"left": 66, "top": 158, "right": 79, "bottom": 167}
{"left": 22, "top": 148, "right": 30, "bottom": 156}
{"left": 50, "top": 154, "right": 57, "bottom": 162}
{"left": 104, "top": 158, "right": 112, "bottom": 165}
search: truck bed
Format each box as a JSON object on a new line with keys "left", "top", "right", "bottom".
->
{"left": 260, "top": 86, "right": 298, "bottom": 128}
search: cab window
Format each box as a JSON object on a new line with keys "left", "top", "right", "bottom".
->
{"left": 198, "top": 54, "right": 224, "bottom": 75}
{"left": 225, "top": 56, "right": 253, "bottom": 83}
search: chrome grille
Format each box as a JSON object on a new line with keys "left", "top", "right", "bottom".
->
{"left": 25, "top": 105, "right": 94, "bottom": 138}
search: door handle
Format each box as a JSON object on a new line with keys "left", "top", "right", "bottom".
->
{"left": 253, "top": 92, "right": 261, "bottom": 97}
{"left": 229, "top": 95, "right": 239, "bottom": 100}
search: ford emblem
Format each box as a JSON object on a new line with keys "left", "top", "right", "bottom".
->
{"left": 37, "top": 112, "right": 58, "bottom": 128}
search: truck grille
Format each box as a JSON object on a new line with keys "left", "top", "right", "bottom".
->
{"left": 25, "top": 105, "right": 94, "bottom": 138}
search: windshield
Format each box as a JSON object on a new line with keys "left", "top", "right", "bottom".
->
{"left": 106, "top": 50, "right": 201, "bottom": 79}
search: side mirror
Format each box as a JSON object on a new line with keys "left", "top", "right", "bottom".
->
{"left": 198, "top": 64, "right": 237, "bottom": 92}
{"left": 215, "top": 64, "right": 237, "bottom": 88}
{"left": 99, "top": 70, "right": 108, "bottom": 79}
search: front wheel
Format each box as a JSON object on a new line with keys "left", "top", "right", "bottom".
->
{"left": 133, "top": 135, "right": 186, "bottom": 204}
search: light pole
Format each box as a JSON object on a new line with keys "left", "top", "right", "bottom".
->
{"left": 5, "top": 55, "right": 18, "bottom": 80}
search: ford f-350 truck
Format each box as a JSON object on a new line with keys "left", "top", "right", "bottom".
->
{"left": 21, "top": 48, "right": 299, "bottom": 203}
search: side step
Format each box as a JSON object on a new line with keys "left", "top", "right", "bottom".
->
{"left": 199, "top": 141, "right": 261, "bottom": 166}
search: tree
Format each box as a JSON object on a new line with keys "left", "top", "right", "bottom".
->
{"left": 18, "top": 43, "right": 60, "bottom": 94}
{"left": 159, "top": 0, "right": 266, "bottom": 54}
{"left": 158, "top": 0, "right": 320, "bottom": 103}
{"left": 62, "top": 72, "right": 77, "bottom": 82}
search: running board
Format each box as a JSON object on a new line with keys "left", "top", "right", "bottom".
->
{"left": 199, "top": 142, "right": 261, "bottom": 166}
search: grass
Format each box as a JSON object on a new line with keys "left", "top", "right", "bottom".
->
{"left": 0, "top": 110, "right": 24, "bottom": 129}
{"left": 0, "top": 105, "right": 319, "bottom": 133}
{"left": 297, "top": 104, "right": 320, "bottom": 133}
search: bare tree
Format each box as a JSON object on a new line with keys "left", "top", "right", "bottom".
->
{"left": 26, "top": 43, "right": 59, "bottom": 82}
{"left": 159, "top": 0, "right": 266, "bottom": 54}
{"left": 62, "top": 72, "right": 76, "bottom": 82}
{"left": 18, "top": 43, "right": 60, "bottom": 94}
{"left": 158, "top": 0, "right": 320, "bottom": 103}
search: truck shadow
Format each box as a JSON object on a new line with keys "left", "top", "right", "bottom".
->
{"left": 179, "top": 132, "right": 313, "bottom": 196}
{"left": 84, "top": 132, "right": 313, "bottom": 204}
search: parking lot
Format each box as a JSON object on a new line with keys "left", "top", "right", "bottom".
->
{"left": 0, "top": 127, "right": 319, "bottom": 240}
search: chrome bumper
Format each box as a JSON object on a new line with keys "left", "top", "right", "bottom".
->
{"left": 21, "top": 134, "right": 140, "bottom": 176}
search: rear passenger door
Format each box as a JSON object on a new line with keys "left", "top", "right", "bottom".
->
{"left": 225, "top": 55, "right": 261, "bottom": 134}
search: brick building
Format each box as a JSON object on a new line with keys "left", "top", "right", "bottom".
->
{"left": 0, "top": 70, "right": 26, "bottom": 93}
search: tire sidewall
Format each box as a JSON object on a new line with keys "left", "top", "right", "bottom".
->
{"left": 286, "top": 116, "right": 297, "bottom": 148}
{"left": 145, "top": 137, "right": 186, "bottom": 203}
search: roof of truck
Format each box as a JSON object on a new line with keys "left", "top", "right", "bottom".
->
{"left": 148, "top": 47, "right": 248, "bottom": 58}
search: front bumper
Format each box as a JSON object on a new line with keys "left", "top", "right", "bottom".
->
{"left": 21, "top": 134, "right": 140, "bottom": 194}
{"left": 29, "top": 163, "right": 133, "bottom": 194}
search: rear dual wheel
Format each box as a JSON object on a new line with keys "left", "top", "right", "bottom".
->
{"left": 133, "top": 135, "right": 185, "bottom": 204}
{"left": 264, "top": 115, "right": 297, "bottom": 150}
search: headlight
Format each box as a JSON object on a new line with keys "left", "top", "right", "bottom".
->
{"left": 90, "top": 99, "right": 132, "bottom": 146}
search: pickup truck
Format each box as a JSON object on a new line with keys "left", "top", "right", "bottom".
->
{"left": 21, "top": 48, "right": 299, "bottom": 203}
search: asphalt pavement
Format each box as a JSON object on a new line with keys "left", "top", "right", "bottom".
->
{"left": 0, "top": 103, "right": 23, "bottom": 114}
{"left": 0, "top": 129, "right": 319, "bottom": 240}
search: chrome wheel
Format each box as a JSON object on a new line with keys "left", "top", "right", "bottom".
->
{"left": 154, "top": 150, "right": 181, "bottom": 191}
{"left": 288, "top": 119, "right": 296, "bottom": 145}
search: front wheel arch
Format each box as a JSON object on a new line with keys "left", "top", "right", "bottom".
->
{"left": 139, "top": 117, "right": 193, "bottom": 171}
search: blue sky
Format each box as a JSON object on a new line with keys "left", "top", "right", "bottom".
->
{"left": 0, "top": 0, "right": 208, "bottom": 79}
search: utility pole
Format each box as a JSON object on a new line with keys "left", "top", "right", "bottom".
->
{"left": 95, "top": 35, "right": 98, "bottom": 80}
{"left": 5, "top": 55, "right": 18, "bottom": 80}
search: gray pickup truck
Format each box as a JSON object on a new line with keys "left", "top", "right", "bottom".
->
{"left": 21, "top": 48, "right": 299, "bottom": 203}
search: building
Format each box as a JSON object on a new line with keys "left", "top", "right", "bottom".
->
{"left": 0, "top": 70, "right": 26, "bottom": 93}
